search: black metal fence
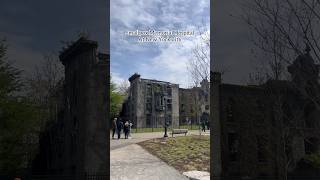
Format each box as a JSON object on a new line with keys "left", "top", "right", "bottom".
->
{"left": 126, "top": 115, "right": 208, "bottom": 133}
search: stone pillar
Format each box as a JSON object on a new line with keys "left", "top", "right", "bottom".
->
{"left": 211, "top": 71, "right": 222, "bottom": 179}
{"left": 59, "top": 38, "right": 109, "bottom": 178}
{"left": 84, "top": 54, "right": 109, "bottom": 175}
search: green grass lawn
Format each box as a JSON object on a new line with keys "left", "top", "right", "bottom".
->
{"left": 138, "top": 135, "right": 210, "bottom": 172}
{"left": 131, "top": 125, "right": 201, "bottom": 133}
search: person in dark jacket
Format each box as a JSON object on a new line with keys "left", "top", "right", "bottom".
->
{"left": 201, "top": 120, "right": 206, "bottom": 132}
{"left": 116, "top": 118, "right": 122, "bottom": 139}
{"left": 112, "top": 118, "right": 117, "bottom": 139}
{"left": 201, "top": 113, "right": 206, "bottom": 132}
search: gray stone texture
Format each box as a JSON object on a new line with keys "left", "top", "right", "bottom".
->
{"left": 211, "top": 51, "right": 320, "bottom": 179}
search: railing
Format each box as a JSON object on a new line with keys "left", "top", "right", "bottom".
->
{"left": 123, "top": 115, "right": 207, "bottom": 133}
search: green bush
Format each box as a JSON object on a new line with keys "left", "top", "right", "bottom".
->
{"left": 305, "top": 152, "right": 320, "bottom": 168}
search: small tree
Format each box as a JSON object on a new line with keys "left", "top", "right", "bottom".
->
{"left": 26, "top": 53, "right": 64, "bottom": 130}
{"left": 110, "top": 78, "right": 126, "bottom": 120}
{"left": 186, "top": 25, "right": 210, "bottom": 134}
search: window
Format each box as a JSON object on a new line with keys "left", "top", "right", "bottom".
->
{"left": 167, "top": 86, "right": 172, "bottom": 96}
{"left": 146, "top": 84, "right": 152, "bottom": 96}
{"left": 256, "top": 99, "right": 264, "bottom": 110}
{"left": 181, "top": 104, "right": 185, "bottom": 112}
{"left": 146, "top": 103, "right": 152, "bottom": 112}
{"left": 167, "top": 99, "right": 172, "bottom": 111}
{"left": 146, "top": 97, "right": 152, "bottom": 103}
{"left": 146, "top": 115, "right": 152, "bottom": 127}
{"left": 305, "top": 138, "right": 319, "bottom": 155}
{"left": 227, "top": 98, "right": 235, "bottom": 122}
{"left": 228, "top": 132, "right": 239, "bottom": 162}
{"left": 257, "top": 135, "right": 268, "bottom": 162}
{"left": 304, "top": 103, "right": 316, "bottom": 128}
{"left": 73, "top": 116, "right": 78, "bottom": 130}
{"left": 155, "top": 95, "right": 164, "bottom": 111}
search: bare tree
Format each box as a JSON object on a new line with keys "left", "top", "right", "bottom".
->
{"left": 186, "top": 25, "right": 210, "bottom": 135}
{"left": 265, "top": 85, "right": 307, "bottom": 179}
{"left": 187, "top": 25, "right": 210, "bottom": 87}
{"left": 240, "top": 0, "right": 320, "bottom": 110}
{"left": 240, "top": 0, "right": 320, "bottom": 178}
{"left": 26, "top": 53, "right": 64, "bottom": 130}
{"left": 240, "top": 0, "right": 320, "bottom": 80}
{"left": 117, "top": 79, "right": 130, "bottom": 96}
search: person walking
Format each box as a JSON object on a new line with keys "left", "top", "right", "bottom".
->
{"left": 112, "top": 118, "right": 117, "bottom": 139}
{"left": 201, "top": 120, "right": 206, "bottom": 132}
{"left": 116, "top": 118, "right": 122, "bottom": 139}
{"left": 201, "top": 113, "right": 206, "bottom": 132}
{"left": 124, "top": 121, "right": 129, "bottom": 139}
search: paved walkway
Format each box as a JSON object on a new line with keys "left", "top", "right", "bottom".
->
{"left": 110, "top": 130, "right": 210, "bottom": 180}
{"left": 110, "top": 144, "right": 188, "bottom": 180}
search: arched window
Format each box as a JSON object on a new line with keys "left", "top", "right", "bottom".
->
{"left": 305, "top": 137, "right": 319, "bottom": 154}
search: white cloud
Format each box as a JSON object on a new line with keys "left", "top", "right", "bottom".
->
{"left": 111, "top": 72, "right": 127, "bottom": 87}
{"left": 110, "top": 0, "right": 210, "bottom": 88}
{"left": 111, "top": 0, "right": 156, "bottom": 28}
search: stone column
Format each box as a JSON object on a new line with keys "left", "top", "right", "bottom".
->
{"left": 211, "top": 72, "right": 222, "bottom": 179}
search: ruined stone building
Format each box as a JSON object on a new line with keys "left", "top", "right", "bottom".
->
{"left": 121, "top": 73, "right": 210, "bottom": 128}
{"left": 179, "top": 79, "right": 210, "bottom": 125}
{"left": 122, "top": 73, "right": 180, "bottom": 128}
{"left": 212, "top": 49, "right": 320, "bottom": 179}
{"left": 32, "top": 38, "right": 109, "bottom": 177}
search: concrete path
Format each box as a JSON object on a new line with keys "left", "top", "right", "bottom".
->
{"left": 110, "top": 144, "right": 188, "bottom": 180}
{"left": 110, "top": 130, "right": 210, "bottom": 180}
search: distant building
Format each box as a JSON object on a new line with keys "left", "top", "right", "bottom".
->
{"left": 122, "top": 73, "right": 180, "bottom": 128}
{"left": 179, "top": 79, "right": 210, "bottom": 126}
{"left": 121, "top": 74, "right": 210, "bottom": 129}
{"left": 212, "top": 48, "right": 320, "bottom": 179}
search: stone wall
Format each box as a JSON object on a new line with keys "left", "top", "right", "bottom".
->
{"left": 32, "top": 37, "right": 109, "bottom": 176}
{"left": 126, "top": 74, "right": 180, "bottom": 128}
{"left": 211, "top": 51, "right": 320, "bottom": 179}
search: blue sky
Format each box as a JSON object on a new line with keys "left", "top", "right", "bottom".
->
{"left": 111, "top": 0, "right": 210, "bottom": 88}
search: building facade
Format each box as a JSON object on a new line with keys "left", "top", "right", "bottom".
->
{"left": 179, "top": 79, "right": 210, "bottom": 126}
{"left": 123, "top": 73, "right": 180, "bottom": 128}
{"left": 122, "top": 74, "right": 210, "bottom": 129}
{"left": 212, "top": 49, "right": 320, "bottom": 179}
{"left": 32, "top": 37, "right": 109, "bottom": 177}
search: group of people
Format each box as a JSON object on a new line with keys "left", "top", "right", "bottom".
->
{"left": 112, "top": 117, "right": 132, "bottom": 139}
{"left": 201, "top": 119, "right": 210, "bottom": 132}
